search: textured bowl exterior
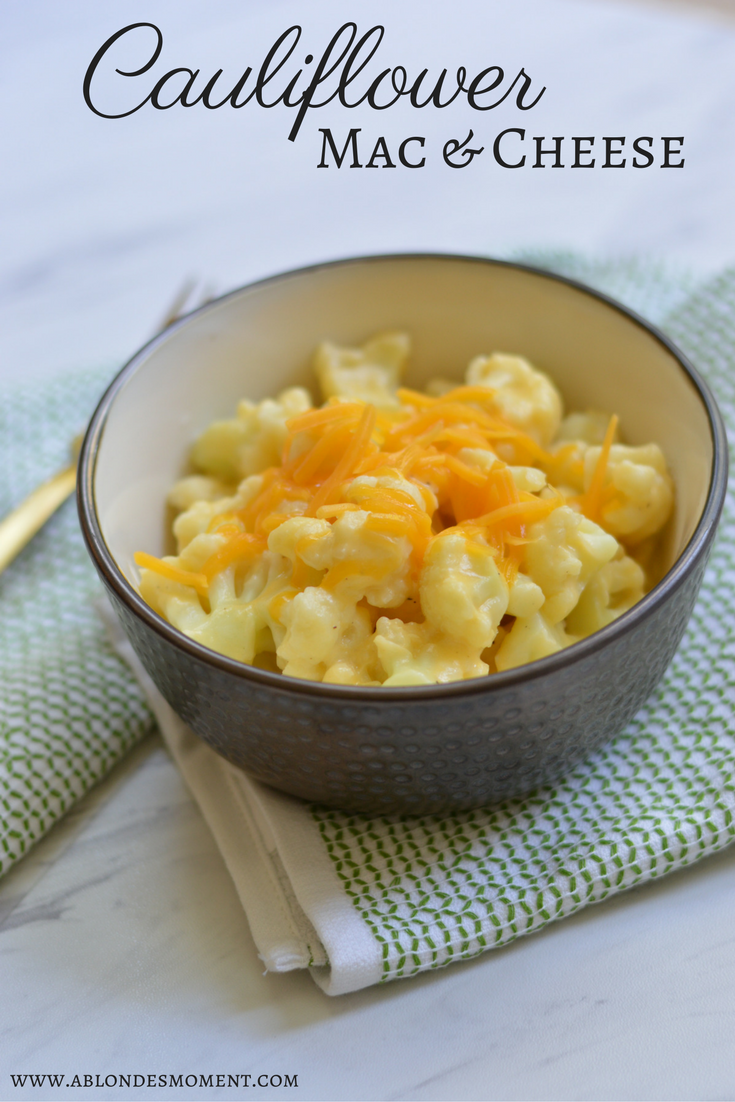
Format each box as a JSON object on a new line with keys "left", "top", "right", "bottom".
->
{"left": 79, "top": 256, "right": 728, "bottom": 816}
{"left": 100, "top": 551, "right": 707, "bottom": 816}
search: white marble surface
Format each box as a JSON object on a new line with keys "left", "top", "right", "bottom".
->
{"left": 2, "top": 1, "right": 735, "bottom": 1099}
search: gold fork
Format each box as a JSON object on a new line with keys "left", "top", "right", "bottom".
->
{"left": 0, "top": 280, "right": 212, "bottom": 576}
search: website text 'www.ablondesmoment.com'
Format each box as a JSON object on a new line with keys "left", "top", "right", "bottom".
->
{"left": 10, "top": 1073, "right": 298, "bottom": 1090}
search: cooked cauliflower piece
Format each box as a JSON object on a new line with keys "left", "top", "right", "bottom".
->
{"left": 267, "top": 515, "right": 332, "bottom": 564}
{"left": 188, "top": 550, "right": 288, "bottom": 661}
{"left": 139, "top": 539, "right": 284, "bottom": 666}
{"left": 167, "top": 475, "right": 232, "bottom": 513}
{"left": 544, "top": 412, "right": 619, "bottom": 492}
{"left": 495, "top": 612, "right": 578, "bottom": 672}
{"left": 191, "top": 387, "right": 312, "bottom": 482}
{"left": 465, "top": 352, "right": 563, "bottom": 446}
{"left": 583, "top": 443, "right": 674, "bottom": 542}
{"left": 276, "top": 587, "right": 377, "bottom": 684}
{"left": 184, "top": 600, "right": 269, "bottom": 665}
{"left": 556, "top": 410, "right": 618, "bottom": 445}
{"left": 420, "top": 531, "right": 509, "bottom": 650}
{"left": 565, "top": 551, "right": 646, "bottom": 637}
{"left": 270, "top": 505, "right": 417, "bottom": 610}
{"left": 506, "top": 571, "right": 546, "bottom": 619}
{"left": 523, "top": 505, "right": 619, "bottom": 624}
{"left": 456, "top": 447, "right": 500, "bottom": 472}
{"left": 347, "top": 472, "right": 437, "bottom": 514}
{"left": 321, "top": 510, "right": 416, "bottom": 608}
{"left": 508, "top": 466, "right": 547, "bottom": 493}
{"left": 172, "top": 474, "right": 265, "bottom": 552}
{"left": 138, "top": 569, "right": 210, "bottom": 635}
{"left": 374, "top": 617, "right": 490, "bottom": 685}
{"left": 314, "top": 331, "right": 410, "bottom": 408}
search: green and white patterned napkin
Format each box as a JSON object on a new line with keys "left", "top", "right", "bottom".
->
{"left": 0, "top": 369, "right": 155, "bottom": 875}
{"left": 1, "top": 259, "right": 734, "bottom": 996}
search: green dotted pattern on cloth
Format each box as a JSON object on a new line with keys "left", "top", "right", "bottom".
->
{"left": 0, "top": 367, "right": 156, "bottom": 876}
{"left": 311, "top": 259, "right": 735, "bottom": 984}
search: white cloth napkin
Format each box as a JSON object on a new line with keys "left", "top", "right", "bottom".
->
{"left": 103, "top": 608, "right": 383, "bottom": 996}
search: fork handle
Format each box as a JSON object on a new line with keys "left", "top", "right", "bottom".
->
{"left": 0, "top": 465, "right": 77, "bottom": 575}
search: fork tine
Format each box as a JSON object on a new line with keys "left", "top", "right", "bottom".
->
{"left": 155, "top": 277, "right": 198, "bottom": 332}
{"left": 195, "top": 282, "right": 216, "bottom": 310}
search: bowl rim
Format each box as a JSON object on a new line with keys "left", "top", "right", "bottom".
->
{"left": 78, "top": 252, "right": 729, "bottom": 702}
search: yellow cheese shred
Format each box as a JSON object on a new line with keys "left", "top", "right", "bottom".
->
{"left": 139, "top": 389, "right": 603, "bottom": 601}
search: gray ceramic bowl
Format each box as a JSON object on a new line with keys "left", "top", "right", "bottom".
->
{"left": 78, "top": 255, "right": 727, "bottom": 815}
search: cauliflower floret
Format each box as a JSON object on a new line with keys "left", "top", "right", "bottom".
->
{"left": 544, "top": 413, "right": 618, "bottom": 494}
{"left": 271, "top": 507, "right": 415, "bottom": 610}
{"left": 324, "top": 510, "right": 415, "bottom": 608}
{"left": 267, "top": 515, "right": 331, "bottom": 557}
{"left": 465, "top": 352, "right": 563, "bottom": 446}
{"left": 313, "top": 331, "right": 410, "bottom": 408}
{"left": 167, "top": 475, "right": 232, "bottom": 513}
{"left": 172, "top": 474, "right": 265, "bottom": 552}
{"left": 172, "top": 499, "right": 225, "bottom": 551}
{"left": 175, "top": 531, "right": 226, "bottom": 574}
{"left": 565, "top": 551, "right": 646, "bottom": 637}
{"left": 347, "top": 471, "right": 437, "bottom": 514}
{"left": 190, "top": 387, "right": 312, "bottom": 482}
{"left": 583, "top": 443, "right": 674, "bottom": 543}
{"left": 524, "top": 505, "right": 619, "bottom": 623}
{"left": 183, "top": 601, "right": 268, "bottom": 665}
{"left": 495, "top": 612, "right": 577, "bottom": 672}
{"left": 138, "top": 525, "right": 276, "bottom": 662}
{"left": 456, "top": 447, "right": 500, "bottom": 472}
{"left": 276, "top": 587, "right": 377, "bottom": 683}
{"left": 506, "top": 570, "right": 546, "bottom": 619}
{"left": 138, "top": 570, "right": 209, "bottom": 634}
{"left": 420, "top": 531, "right": 509, "bottom": 650}
{"left": 182, "top": 551, "right": 291, "bottom": 664}
{"left": 544, "top": 440, "right": 586, "bottom": 494}
{"left": 267, "top": 515, "right": 332, "bottom": 589}
{"left": 556, "top": 410, "right": 617, "bottom": 445}
{"left": 456, "top": 449, "right": 546, "bottom": 497}
{"left": 374, "top": 618, "right": 490, "bottom": 685}
{"left": 508, "top": 466, "right": 547, "bottom": 493}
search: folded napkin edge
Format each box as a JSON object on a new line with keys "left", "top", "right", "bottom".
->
{"left": 95, "top": 600, "right": 323, "bottom": 973}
